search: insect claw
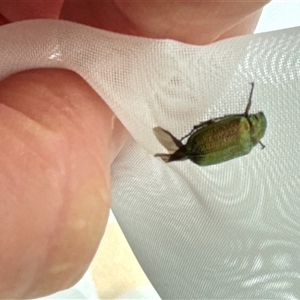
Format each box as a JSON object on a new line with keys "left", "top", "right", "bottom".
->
{"left": 259, "top": 141, "right": 265, "bottom": 149}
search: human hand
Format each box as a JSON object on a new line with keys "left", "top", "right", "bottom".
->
{"left": 0, "top": 1, "right": 270, "bottom": 298}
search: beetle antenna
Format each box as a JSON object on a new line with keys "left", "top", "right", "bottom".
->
{"left": 245, "top": 82, "right": 254, "bottom": 116}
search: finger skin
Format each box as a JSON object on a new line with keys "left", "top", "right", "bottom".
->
{"left": 0, "top": 69, "right": 125, "bottom": 298}
{"left": 60, "top": 0, "right": 271, "bottom": 45}
{"left": 0, "top": 1, "right": 62, "bottom": 23}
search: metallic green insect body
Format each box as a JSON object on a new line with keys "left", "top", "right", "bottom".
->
{"left": 153, "top": 83, "right": 267, "bottom": 166}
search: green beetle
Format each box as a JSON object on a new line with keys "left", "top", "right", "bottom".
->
{"left": 153, "top": 83, "right": 267, "bottom": 166}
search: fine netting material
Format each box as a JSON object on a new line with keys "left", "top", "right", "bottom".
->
{"left": 1, "top": 20, "right": 300, "bottom": 299}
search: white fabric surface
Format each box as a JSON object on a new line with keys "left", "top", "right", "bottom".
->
{"left": 1, "top": 14, "right": 300, "bottom": 299}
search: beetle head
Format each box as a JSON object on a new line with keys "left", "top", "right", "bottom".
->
{"left": 248, "top": 112, "right": 267, "bottom": 145}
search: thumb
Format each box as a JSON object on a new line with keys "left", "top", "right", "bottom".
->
{"left": 0, "top": 68, "right": 127, "bottom": 298}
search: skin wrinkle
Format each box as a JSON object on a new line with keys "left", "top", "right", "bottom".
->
{"left": 32, "top": 71, "right": 112, "bottom": 161}
{"left": 0, "top": 161, "right": 62, "bottom": 221}
{"left": 56, "top": 102, "right": 111, "bottom": 174}
{"left": 2, "top": 161, "right": 64, "bottom": 247}
{"left": 0, "top": 106, "right": 59, "bottom": 172}
{"left": 111, "top": 114, "right": 116, "bottom": 131}
{"left": 47, "top": 101, "right": 103, "bottom": 170}
{"left": 43, "top": 160, "right": 72, "bottom": 285}
{"left": 0, "top": 13, "right": 9, "bottom": 24}
{"left": 0, "top": 87, "right": 63, "bottom": 132}
{"left": 3, "top": 72, "right": 90, "bottom": 127}
{"left": 18, "top": 245, "right": 48, "bottom": 298}
{"left": 0, "top": 148, "right": 51, "bottom": 199}
{"left": 0, "top": 70, "right": 111, "bottom": 185}
{"left": 1, "top": 135, "right": 66, "bottom": 191}
{"left": 0, "top": 97, "right": 55, "bottom": 133}
{"left": 1, "top": 189, "right": 64, "bottom": 298}
{"left": 113, "top": 2, "right": 177, "bottom": 37}
{"left": 110, "top": 0, "right": 138, "bottom": 34}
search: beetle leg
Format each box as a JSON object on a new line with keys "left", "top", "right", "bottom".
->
{"left": 181, "top": 115, "right": 242, "bottom": 142}
{"left": 180, "top": 115, "right": 239, "bottom": 142}
{"left": 179, "top": 131, "right": 195, "bottom": 142}
{"left": 244, "top": 82, "right": 254, "bottom": 116}
{"left": 259, "top": 141, "right": 265, "bottom": 149}
{"left": 179, "top": 119, "right": 215, "bottom": 141}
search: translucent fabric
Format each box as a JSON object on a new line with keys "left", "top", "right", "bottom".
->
{"left": 1, "top": 20, "right": 300, "bottom": 299}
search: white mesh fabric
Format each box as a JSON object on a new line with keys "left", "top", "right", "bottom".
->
{"left": 1, "top": 20, "right": 300, "bottom": 299}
